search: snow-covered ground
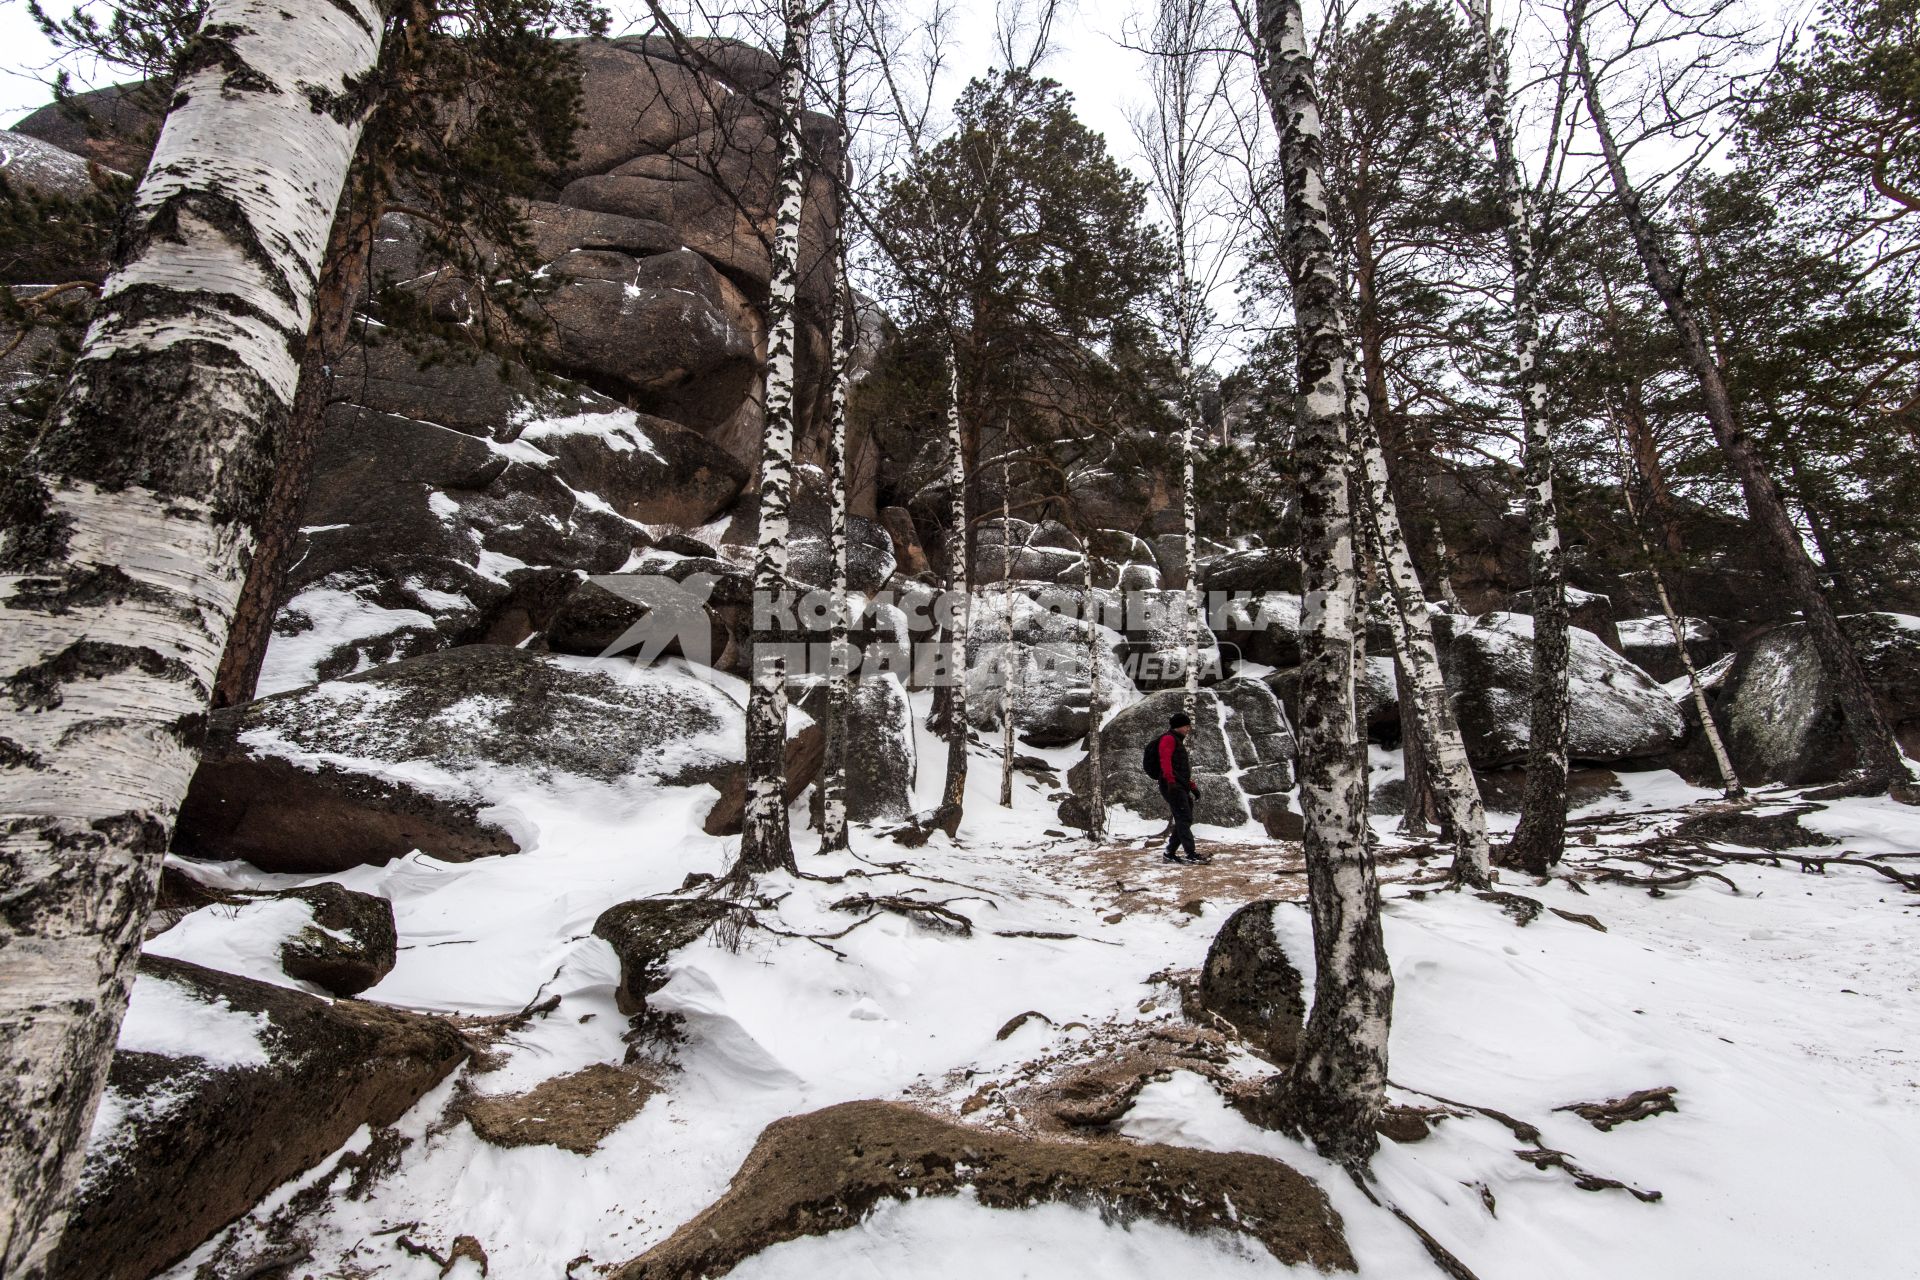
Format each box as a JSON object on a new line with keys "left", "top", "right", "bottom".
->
{"left": 145, "top": 694, "right": 1920, "bottom": 1279}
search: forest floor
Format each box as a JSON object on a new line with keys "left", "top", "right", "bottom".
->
{"left": 147, "top": 681, "right": 1920, "bottom": 1280}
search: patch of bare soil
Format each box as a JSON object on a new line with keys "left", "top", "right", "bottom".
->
{"left": 458, "top": 1063, "right": 658, "bottom": 1155}
{"left": 609, "top": 1099, "right": 1355, "bottom": 1279}
{"left": 1043, "top": 836, "right": 1312, "bottom": 919}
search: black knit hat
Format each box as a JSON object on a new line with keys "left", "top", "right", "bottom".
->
{"left": 1169, "top": 711, "right": 1193, "bottom": 728}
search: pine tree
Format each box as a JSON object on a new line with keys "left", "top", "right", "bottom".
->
{"left": 0, "top": 3, "right": 391, "bottom": 1268}
{"left": 1572, "top": 3, "right": 1912, "bottom": 796}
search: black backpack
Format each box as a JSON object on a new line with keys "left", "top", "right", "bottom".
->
{"left": 1141, "top": 733, "right": 1165, "bottom": 781}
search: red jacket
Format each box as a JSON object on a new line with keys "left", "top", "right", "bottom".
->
{"left": 1157, "top": 732, "right": 1196, "bottom": 792}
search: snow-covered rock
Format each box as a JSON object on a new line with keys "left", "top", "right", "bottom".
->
{"left": 797, "top": 672, "right": 918, "bottom": 822}
{"left": 1448, "top": 612, "right": 1685, "bottom": 768}
{"left": 1212, "top": 591, "right": 1303, "bottom": 669}
{"left": 177, "top": 647, "right": 818, "bottom": 870}
{"left": 1199, "top": 546, "right": 1299, "bottom": 594}
{"left": 50, "top": 956, "right": 465, "bottom": 1280}
{"left": 1618, "top": 613, "right": 1727, "bottom": 683}
{"left": 967, "top": 589, "right": 1134, "bottom": 748}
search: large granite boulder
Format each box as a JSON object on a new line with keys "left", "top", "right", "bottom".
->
{"left": 967, "top": 589, "right": 1133, "bottom": 748}
{"left": 1213, "top": 591, "right": 1303, "bottom": 670}
{"left": 1198, "top": 901, "right": 1305, "bottom": 1063}
{"left": 1066, "top": 681, "right": 1296, "bottom": 829}
{"left": 796, "top": 673, "right": 918, "bottom": 823}
{"left": 1119, "top": 589, "right": 1223, "bottom": 692}
{"left": 50, "top": 956, "right": 466, "bottom": 1280}
{"left": 535, "top": 247, "right": 761, "bottom": 430}
{"left": 1716, "top": 612, "right": 1920, "bottom": 784}
{"left": 1201, "top": 547, "right": 1300, "bottom": 594}
{"left": 177, "top": 647, "right": 819, "bottom": 871}
{"left": 1448, "top": 612, "right": 1685, "bottom": 768}
{"left": 545, "top": 558, "right": 754, "bottom": 675}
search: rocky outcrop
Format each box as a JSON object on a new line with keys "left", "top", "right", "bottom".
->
{"left": 278, "top": 884, "right": 398, "bottom": 997}
{"left": 796, "top": 674, "right": 917, "bottom": 822}
{"left": 967, "top": 589, "right": 1130, "bottom": 748}
{"left": 1066, "top": 682, "right": 1296, "bottom": 829}
{"left": 1449, "top": 613, "right": 1685, "bottom": 768}
{"left": 177, "top": 647, "right": 814, "bottom": 870}
{"left": 1198, "top": 901, "right": 1305, "bottom": 1063}
{"left": 1618, "top": 614, "right": 1727, "bottom": 683}
{"left": 609, "top": 1100, "right": 1353, "bottom": 1278}
{"left": 593, "top": 898, "right": 744, "bottom": 1015}
{"left": 51, "top": 956, "right": 466, "bottom": 1280}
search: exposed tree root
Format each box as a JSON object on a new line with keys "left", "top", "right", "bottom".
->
{"left": 1346, "top": 1170, "right": 1485, "bottom": 1280}
{"left": 830, "top": 892, "right": 975, "bottom": 935}
{"left": 1514, "top": 1148, "right": 1662, "bottom": 1202}
{"left": 1555, "top": 1086, "right": 1678, "bottom": 1132}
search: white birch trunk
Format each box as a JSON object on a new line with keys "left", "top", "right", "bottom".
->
{"left": 1473, "top": 0, "right": 1570, "bottom": 872}
{"left": 998, "top": 474, "right": 1016, "bottom": 808}
{"left": 933, "top": 335, "right": 970, "bottom": 836}
{"left": 1083, "top": 537, "right": 1107, "bottom": 844}
{"left": 0, "top": 2, "right": 387, "bottom": 1270}
{"left": 1612, "top": 419, "right": 1743, "bottom": 797}
{"left": 1253, "top": 0, "right": 1393, "bottom": 1168}
{"left": 1351, "top": 393, "right": 1493, "bottom": 886}
{"left": 819, "top": 267, "right": 853, "bottom": 853}
{"left": 738, "top": 0, "right": 815, "bottom": 877}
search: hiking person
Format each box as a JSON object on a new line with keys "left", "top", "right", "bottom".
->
{"left": 1147, "top": 712, "right": 1206, "bottom": 864}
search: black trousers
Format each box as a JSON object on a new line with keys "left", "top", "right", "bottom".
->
{"left": 1160, "top": 782, "right": 1197, "bottom": 859}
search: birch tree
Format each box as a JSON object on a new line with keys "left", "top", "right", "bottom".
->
{"left": 818, "top": 262, "right": 855, "bottom": 854}
{"left": 1351, "top": 384, "right": 1493, "bottom": 886}
{"left": 1249, "top": 0, "right": 1394, "bottom": 1167}
{"left": 1132, "top": 0, "right": 1236, "bottom": 713}
{"left": 0, "top": 2, "right": 389, "bottom": 1268}
{"left": 1571, "top": 1, "right": 1912, "bottom": 795}
{"left": 817, "top": 8, "right": 856, "bottom": 856}
{"left": 738, "top": 0, "right": 820, "bottom": 877}
{"left": 1610, "top": 411, "right": 1744, "bottom": 797}
{"left": 1472, "top": 0, "right": 1572, "bottom": 873}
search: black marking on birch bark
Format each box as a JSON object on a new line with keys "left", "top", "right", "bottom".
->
{"left": 0, "top": 738, "right": 45, "bottom": 770}
{"left": 0, "top": 466, "right": 70, "bottom": 571}
{"left": 179, "top": 24, "right": 273, "bottom": 88}
{"left": 321, "top": 0, "right": 379, "bottom": 39}
{"left": 4, "top": 565, "right": 183, "bottom": 617}
{"left": 128, "top": 186, "right": 310, "bottom": 311}
{"left": 6, "top": 641, "right": 205, "bottom": 712}
{"left": 34, "top": 344, "right": 284, "bottom": 517}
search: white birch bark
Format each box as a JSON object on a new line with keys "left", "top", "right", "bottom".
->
{"left": 1472, "top": 0, "right": 1570, "bottom": 872}
{"left": 1351, "top": 391, "right": 1493, "bottom": 887}
{"left": 1253, "top": 0, "right": 1393, "bottom": 1168}
{"left": 1612, "top": 418, "right": 1743, "bottom": 798}
{"left": 933, "top": 334, "right": 971, "bottom": 836}
{"left": 819, "top": 267, "right": 854, "bottom": 854}
{"left": 0, "top": 3, "right": 388, "bottom": 1270}
{"left": 1082, "top": 535, "right": 1107, "bottom": 844}
{"left": 998, "top": 474, "right": 1017, "bottom": 808}
{"left": 738, "top": 0, "right": 816, "bottom": 877}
